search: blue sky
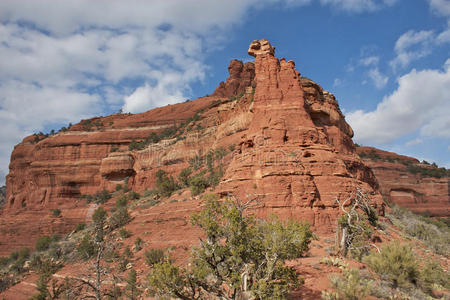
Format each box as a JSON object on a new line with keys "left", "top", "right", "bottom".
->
{"left": 0, "top": 0, "right": 449, "bottom": 185}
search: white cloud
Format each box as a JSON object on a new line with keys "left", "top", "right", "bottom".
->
{"left": 319, "top": 0, "right": 397, "bottom": 12}
{"left": 347, "top": 62, "right": 450, "bottom": 145}
{"left": 390, "top": 30, "right": 435, "bottom": 70}
{"left": 428, "top": 0, "right": 450, "bottom": 17}
{"left": 368, "top": 67, "right": 389, "bottom": 89}
{"left": 0, "top": 0, "right": 411, "bottom": 185}
{"left": 406, "top": 138, "right": 423, "bottom": 146}
{"left": 437, "top": 20, "right": 450, "bottom": 44}
{"left": 359, "top": 56, "right": 379, "bottom": 66}
{"left": 333, "top": 78, "right": 342, "bottom": 87}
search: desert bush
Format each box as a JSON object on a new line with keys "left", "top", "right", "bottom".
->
{"left": 119, "top": 228, "right": 132, "bottom": 239}
{"left": 35, "top": 235, "right": 59, "bottom": 252}
{"left": 329, "top": 268, "right": 371, "bottom": 300}
{"left": 178, "top": 167, "right": 192, "bottom": 187}
{"left": 363, "top": 242, "right": 419, "bottom": 289}
{"left": 134, "top": 237, "right": 143, "bottom": 252}
{"left": 115, "top": 184, "right": 122, "bottom": 191}
{"left": 419, "top": 259, "right": 450, "bottom": 294}
{"left": 145, "top": 249, "right": 165, "bottom": 266}
{"left": 128, "top": 191, "right": 140, "bottom": 200}
{"left": 188, "top": 172, "right": 209, "bottom": 196}
{"left": 74, "top": 223, "right": 86, "bottom": 232}
{"left": 95, "top": 189, "right": 112, "bottom": 204}
{"left": 116, "top": 195, "right": 128, "bottom": 208}
{"left": 109, "top": 207, "right": 131, "bottom": 230}
{"left": 155, "top": 170, "right": 179, "bottom": 197}
{"left": 77, "top": 234, "right": 96, "bottom": 260}
{"left": 148, "top": 194, "right": 314, "bottom": 299}
{"left": 388, "top": 205, "right": 450, "bottom": 256}
{"left": 0, "top": 256, "right": 9, "bottom": 268}
{"left": 50, "top": 208, "right": 61, "bottom": 217}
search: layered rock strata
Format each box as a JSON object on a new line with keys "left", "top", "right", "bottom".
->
{"left": 357, "top": 146, "right": 449, "bottom": 217}
{"left": 1, "top": 39, "right": 384, "bottom": 254}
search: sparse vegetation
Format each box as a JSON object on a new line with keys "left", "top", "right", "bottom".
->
{"left": 36, "top": 235, "right": 60, "bottom": 252}
{"left": 364, "top": 242, "right": 419, "bottom": 289}
{"left": 335, "top": 189, "right": 378, "bottom": 260}
{"left": 119, "top": 228, "right": 132, "bottom": 239}
{"left": 359, "top": 150, "right": 450, "bottom": 178}
{"left": 75, "top": 223, "right": 86, "bottom": 232}
{"left": 387, "top": 204, "right": 450, "bottom": 255}
{"left": 134, "top": 237, "right": 143, "bottom": 252}
{"left": 328, "top": 268, "right": 371, "bottom": 300}
{"left": 155, "top": 169, "right": 179, "bottom": 197}
{"left": 50, "top": 208, "right": 61, "bottom": 217}
{"left": 148, "top": 194, "right": 314, "bottom": 299}
{"left": 145, "top": 249, "right": 165, "bottom": 266}
{"left": 80, "top": 189, "right": 112, "bottom": 204}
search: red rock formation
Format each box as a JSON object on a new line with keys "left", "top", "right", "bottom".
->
{"left": 357, "top": 146, "right": 450, "bottom": 217}
{"left": 1, "top": 39, "right": 383, "bottom": 255}
{"left": 218, "top": 39, "right": 383, "bottom": 231}
{"left": 212, "top": 59, "right": 255, "bottom": 98}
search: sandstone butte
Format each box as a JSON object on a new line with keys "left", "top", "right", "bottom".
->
{"left": 1, "top": 38, "right": 418, "bottom": 258}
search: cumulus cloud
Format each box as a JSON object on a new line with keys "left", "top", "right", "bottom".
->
{"left": 390, "top": 30, "right": 435, "bottom": 70}
{"left": 360, "top": 56, "right": 379, "bottom": 66}
{"left": 428, "top": 0, "right": 450, "bottom": 17}
{"left": 368, "top": 67, "right": 389, "bottom": 89}
{"left": 347, "top": 62, "right": 450, "bottom": 145}
{"left": 0, "top": 0, "right": 409, "bottom": 185}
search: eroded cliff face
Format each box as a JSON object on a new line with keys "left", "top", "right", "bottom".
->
{"left": 357, "top": 146, "right": 450, "bottom": 217}
{"left": 218, "top": 39, "right": 382, "bottom": 229}
{"left": 1, "top": 39, "right": 383, "bottom": 255}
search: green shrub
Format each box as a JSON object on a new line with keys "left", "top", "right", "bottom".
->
{"left": 0, "top": 256, "right": 9, "bottom": 268}
{"left": 128, "top": 191, "right": 140, "bottom": 200}
{"left": 178, "top": 167, "right": 192, "bottom": 187}
{"left": 145, "top": 249, "right": 165, "bottom": 266}
{"left": 419, "top": 259, "right": 450, "bottom": 294}
{"left": 189, "top": 173, "right": 209, "bottom": 196}
{"left": 35, "top": 235, "right": 59, "bottom": 252}
{"left": 74, "top": 223, "right": 86, "bottom": 232}
{"left": 119, "top": 228, "right": 132, "bottom": 239}
{"left": 330, "top": 268, "right": 371, "bottom": 300}
{"left": 148, "top": 194, "right": 314, "bottom": 299}
{"left": 77, "top": 234, "right": 96, "bottom": 260}
{"left": 115, "top": 184, "right": 122, "bottom": 191}
{"left": 388, "top": 205, "right": 450, "bottom": 255}
{"left": 116, "top": 195, "right": 128, "bottom": 208}
{"left": 95, "top": 189, "right": 112, "bottom": 204}
{"left": 134, "top": 237, "right": 143, "bottom": 252}
{"left": 50, "top": 209, "right": 61, "bottom": 217}
{"left": 109, "top": 207, "right": 131, "bottom": 230}
{"left": 364, "top": 242, "right": 419, "bottom": 289}
{"left": 155, "top": 170, "right": 179, "bottom": 197}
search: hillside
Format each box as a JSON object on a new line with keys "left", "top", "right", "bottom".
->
{"left": 0, "top": 39, "right": 448, "bottom": 300}
{"left": 357, "top": 146, "right": 450, "bottom": 217}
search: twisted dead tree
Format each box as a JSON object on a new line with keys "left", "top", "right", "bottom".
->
{"left": 335, "top": 188, "right": 380, "bottom": 259}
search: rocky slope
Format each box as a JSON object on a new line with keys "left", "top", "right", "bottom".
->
{"left": 1, "top": 39, "right": 384, "bottom": 256}
{"left": 357, "top": 146, "right": 450, "bottom": 217}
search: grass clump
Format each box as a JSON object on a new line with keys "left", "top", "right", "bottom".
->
{"left": 387, "top": 205, "right": 450, "bottom": 256}
{"left": 363, "top": 242, "right": 419, "bottom": 289}
{"left": 145, "top": 249, "right": 165, "bottom": 266}
{"left": 328, "top": 268, "right": 371, "bottom": 300}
